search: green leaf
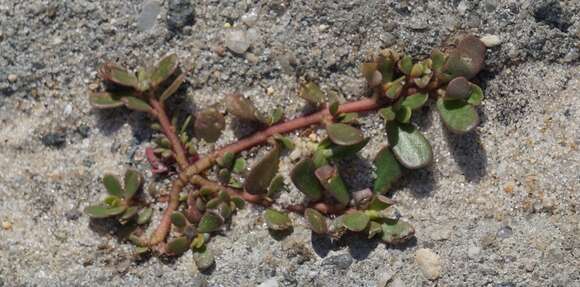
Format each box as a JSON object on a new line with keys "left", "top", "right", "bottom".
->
{"left": 197, "top": 212, "right": 223, "bottom": 233}
{"left": 368, "top": 195, "right": 396, "bottom": 211}
{"left": 194, "top": 108, "right": 225, "bottom": 143}
{"left": 446, "top": 77, "right": 472, "bottom": 100}
{"left": 123, "top": 169, "right": 142, "bottom": 200}
{"left": 192, "top": 246, "right": 215, "bottom": 271}
{"left": 273, "top": 135, "right": 295, "bottom": 150}
{"left": 84, "top": 204, "right": 126, "bottom": 219}
{"left": 264, "top": 209, "right": 292, "bottom": 230}
{"left": 414, "top": 73, "right": 432, "bottom": 89}
{"left": 231, "top": 197, "right": 245, "bottom": 209}
{"left": 98, "top": 63, "right": 139, "bottom": 89}
{"left": 326, "top": 123, "right": 364, "bottom": 146}
{"left": 137, "top": 208, "right": 153, "bottom": 225}
{"left": 436, "top": 98, "right": 479, "bottom": 134}
{"left": 410, "top": 63, "right": 425, "bottom": 77}
{"left": 431, "top": 49, "right": 446, "bottom": 71}
{"left": 385, "top": 77, "right": 404, "bottom": 99}
{"left": 342, "top": 211, "right": 370, "bottom": 232}
{"left": 467, "top": 84, "right": 484, "bottom": 106}
{"left": 338, "top": 112, "right": 359, "bottom": 124}
{"left": 320, "top": 138, "right": 369, "bottom": 159}
{"left": 267, "top": 175, "right": 285, "bottom": 197}
{"left": 387, "top": 122, "right": 433, "bottom": 169}
{"left": 376, "top": 55, "right": 395, "bottom": 83}
{"left": 395, "top": 106, "right": 412, "bottom": 124}
{"left": 329, "top": 101, "right": 340, "bottom": 117}
{"left": 166, "top": 236, "right": 190, "bottom": 255}
{"left": 244, "top": 144, "right": 281, "bottom": 195}
{"left": 102, "top": 174, "right": 123, "bottom": 197}
{"left": 380, "top": 220, "right": 415, "bottom": 244}
{"left": 315, "top": 165, "right": 350, "bottom": 206}
{"left": 120, "top": 206, "right": 139, "bottom": 220}
{"left": 299, "top": 82, "right": 326, "bottom": 105}
{"left": 400, "top": 93, "right": 428, "bottom": 110}
{"left": 290, "top": 158, "right": 323, "bottom": 201}
{"left": 150, "top": 53, "right": 178, "bottom": 87}
{"left": 312, "top": 149, "right": 329, "bottom": 168}
{"left": 443, "top": 35, "right": 486, "bottom": 80}
{"left": 305, "top": 208, "right": 327, "bottom": 234}
{"left": 232, "top": 158, "right": 246, "bottom": 174}
{"left": 122, "top": 97, "right": 152, "bottom": 113}
{"left": 398, "top": 55, "right": 413, "bottom": 75}
{"left": 217, "top": 152, "right": 235, "bottom": 169}
{"left": 218, "top": 202, "right": 233, "bottom": 219}
{"left": 225, "top": 94, "right": 263, "bottom": 122}
{"left": 171, "top": 211, "right": 188, "bottom": 228}
{"left": 159, "top": 73, "right": 186, "bottom": 103}
{"left": 379, "top": 107, "right": 396, "bottom": 122}
{"left": 88, "top": 92, "right": 124, "bottom": 109}
{"left": 268, "top": 108, "right": 284, "bottom": 125}
{"left": 361, "top": 63, "right": 379, "bottom": 86}
{"left": 373, "top": 147, "right": 403, "bottom": 194}
{"left": 368, "top": 221, "right": 382, "bottom": 239}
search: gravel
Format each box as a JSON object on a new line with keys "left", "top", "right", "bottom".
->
{"left": 0, "top": 0, "right": 579, "bottom": 286}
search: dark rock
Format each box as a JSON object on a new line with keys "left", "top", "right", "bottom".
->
{"left": 65, "top": 209, "right": 82, "bottom": 221}
{"left": 322, "top": 253, "right": 353, "bottom": 269}
{"left": 533, "top": 0, "right": 572, "bottom": 32}
{"left": 75, "top": 125, "right": 90, "bottom": 138}
{"left": 41, "top": 132, "right": 66, "bottom": 148}
{"left": 495, "top": 283, "right": 516, "bottom": 287}
{"left": 167, "top": 0, "right": 195, "bottom": 33}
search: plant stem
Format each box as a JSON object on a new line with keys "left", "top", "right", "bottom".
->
{"left": 147, "top": 97, "right": 383, "bottom": 246}
{"left": 149, "top": 99, "right": 189, "bottom": 170}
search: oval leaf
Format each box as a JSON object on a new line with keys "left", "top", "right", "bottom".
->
{"left": 137, "top": 207, "right": 153, "bottom": 225}
{"left": 327, "top": 123, "right": 364, "bottom": 146}
{"left": 197, "top": 212, "right": 223, "bottom": 233}
{"left": 305, "top": 208, "right": 328, "bottom": 234}
{"left": 225, "top": 94, "right": 262, "bottom": 122}
{"left": 387, "top": 122, "right": 433, "bottom": 169}
{"left": 443, "top": 36, "right": 486, "bottom": 80}
{"left": 244, "top": 144, "right": 281, "bottom": 195}
{"left": 151, "top": 53, "right": 178, "bottom": 87}
{"left": 194, "top": 108, "right": 225, "bottom": 143}
{"left": 89, "top": 92, "right": 124, "bottom": 109}
{"left": 171, "top": 211, "right": 188, "bottom": 228}
{"left": 368, "top": 195, "right": 396, "bottom": 211}
{"left": 373, "top": 147, "right": 402, "bottom": 194}
{"left": 436, "top": 98, "right": 479, "bottom": 134}
{"left": 264, "top": 209, "right": 292, "bottom": 230}
{"left": 342, "top": 211, "right": 370, "bottom": 232}
{"left": 467, "top": 84, "right": 484, "bottom": 106}
{"left": 400, "top": 93, "right": 428, "bottom": 110}
{"left": 314, "top": 165, "right": 350, "bottom": 206}
{"left": 122, "top": 97, "right": 152, "bottom": 113}
{"left": 102, "top": 174, "right": 123, "bottom": 197}
{"left": 446, "top": 77, "right": 471, "bottom": 100}
{"left": 380, "top": 220, "right": 415, "bottom": 244}
{"left": 84, "top": 204, "right": 127, "bottom": 219}
{"left": 299, "top": 82, "right": 326, "bottom": 105}
{"left": 159, "top": 73, "right": 186, "bottom": 103}
{"left": 99, "top": 63, "right": 139, "bottom": 89}
{"left": 290, "top": 158, "right": 323, "bottom": 201}
{"left": 192, "top": 246, "right": 215, "bottom": 271}
{"left": 123, "top": 169, "right": 142, "bottom": 199}
{"left": 166, "top": 236, "right": 190, "bottom": 255}
{"left": 120, "top": 206, "right": 139, "bottom": 220}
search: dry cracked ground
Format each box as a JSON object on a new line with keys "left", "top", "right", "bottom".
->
{"left": 0, "top": 0, "right": 579, "bottom": 286}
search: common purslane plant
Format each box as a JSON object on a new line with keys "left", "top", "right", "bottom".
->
{"left": 86, "top": 35, "right": 487, "bottom": 270}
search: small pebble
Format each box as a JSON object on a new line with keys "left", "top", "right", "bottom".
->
{"left": 8, "top": 74, "right": 17, "bottom": 82}
{"left": 241, "top": 8, "right": 259, "bottom": 27}
{"left": 322, "top": 253, "right": 353, "bottom": 270}
{"left": 318, "top": 24, "right": 329, "bottom": 32}
{"left": 480, "top": 35, "right": 502, "bottom": 48}
{"left": 225, "top": 30, "right": 250, "bottom": 54}
{"left": 415, "top": 248, "right": 442, "bottom": 280}
{"left": 257, "top": 278, "right": 279, "bottom": 287}
{"left": 430, "top": 225, "right": 452, "bottom": 241}
{"left": 137, "top": 0, "right": 161, "bottom": 31}
{"left": 467, "top": 246, "right": 481, "bottom": 258}
{"left": 41, "top": 132, "right": 67, "bottom": 148}
{"left": 375, "top": 270, "right": 394, "bottom": 287}
{"left": 457, "top": 1, "right": 468, "bottom": 15}
{"left": 2, "top": 221, "right": 12, "bottom": 230}
{"left": 390, "top": 277, "right": 405, "bottom": 287}
{"left": 496, "top": 225, "right": 513, "bottom": 239}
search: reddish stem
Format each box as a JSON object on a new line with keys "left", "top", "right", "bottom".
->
{"left": 149, "top": 99, "right": 189, "bottom": 170}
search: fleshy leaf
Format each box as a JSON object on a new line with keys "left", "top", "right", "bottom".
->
{"left": 84, "top": 204, "right": 127, "bottom": 219}
{"left": 326, "top": 123, "right": 364, "bottom": 146}
{"left": 395, "top": 106, "right": 412, "bottom": 124}
{"left": 467, "top": 84, "right": 484, "bottom": 106}
{"left": 217, "top": 152, "right": 235, "bottom": 169}
{"left": 380, "top": 220, "right": 415, "bottom": 244}
{"left": 319, "top": 138, "right": 369, "bottom": 159}
{"left": 120, "top": 206, "right": 139, "bottom": 220}
{"left": 267, "top": 175, "right": 285, "bottom": 197}
{"left": 150, "top": 53, "right": 178, "bottom": 87}
{"left": 194, "top": 108, "right": 225, "bottom": 143}
{"left": 329, "top": 101, "right": 340, "bottom": 117}
{"left": 368, "top": 221, "right": 382, "bottom": 239}
{"left": 225, "top": 94, "right": 263, "bottom": 122}
{"left": 385, "top": 77, "right": 404, "bottom": 99}
{"left": 123, "top": 169, "right": 142, "bottom": 200}
{"left": 361, "top": 63, "right": 379, "bottom": 86}
{"left": 431, "top": 49, "right": 446, "bottom": 71}
{"left": 171, "top": 211, "right": 188, "bottom": 228}
{"left": 446, "top": 77, "right": 472, "bottom": 100}
{"left": 443, "top": 35, "right": 486, "bottom": 80}
{"left": 376, "top": 55, "right": 395, "bottom": 83}
{"left": 305, "top": 208, "right": 327, "bottom": 234}
{"left": 400, "top": 93, "right": 428, "bottom": 110}
{"left": 379, "top": 107, "right": 396, "bottom": 122}
{"left": 373, "top": 147, "right": 403, "bottom": 194}
{"left": 98, "top": 63, "right": 139, "bottom": 89}
{"left": 398, "top": 55, "right": 413, "bottom": 75}
{"left": 264, "top": 209, "right": 292, "bottom": 230}
{"left": 197, "top": 212, "right": 223, "bottom": 233}
{"left": 342, "top": 211, "right": 370, "bottom": 232}
{"left": 122, "top": 97, "right": 152, "bottom": 113}
{"left": 299, "top": 82, "right": 326, "bottom": 105}
{"left": 268, "top": 108, "right": 284, "bottom": 125}
{"left": 159, "top": 73, "right": 186, "bottom": 103}
{"left": 244, "top": 144, "right": 281, "bottom": 195}
{"left": 192, "top": 246, "right": 215, "bottom": 271}
{"left": 387, "top": 122, "right": 433, "bottom": 169}
{"left": 232, "top": 158, "right": 246, "bottom": 174}
{"left": 137, "top": 208, "right": 153, "bottom": 225}
{"left": 410, "top": 63, "right": 425, "bottom": 77}
{"left": 89, "top": 92, "right": 125, "bottom": 109}
{"left": 436, "top": 98, "right": 479, "bottom": 133}
{"left": 166, "top": 236, "right": 190, "bottom": 255}
{"left": 315, "top": 165, "right": 350, "bottom": 206}
{"left": 290, "top": 158, "right": 323, "bottom": 201}
{"left": 102, "top": 174, "right": 123, "bottom": 197}
{"left": 368, "top": 195, "right": 396, "bottom": 211}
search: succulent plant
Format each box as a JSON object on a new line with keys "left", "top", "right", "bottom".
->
{"left": 85, "top": 35, "right": 488, "bottom": 272}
